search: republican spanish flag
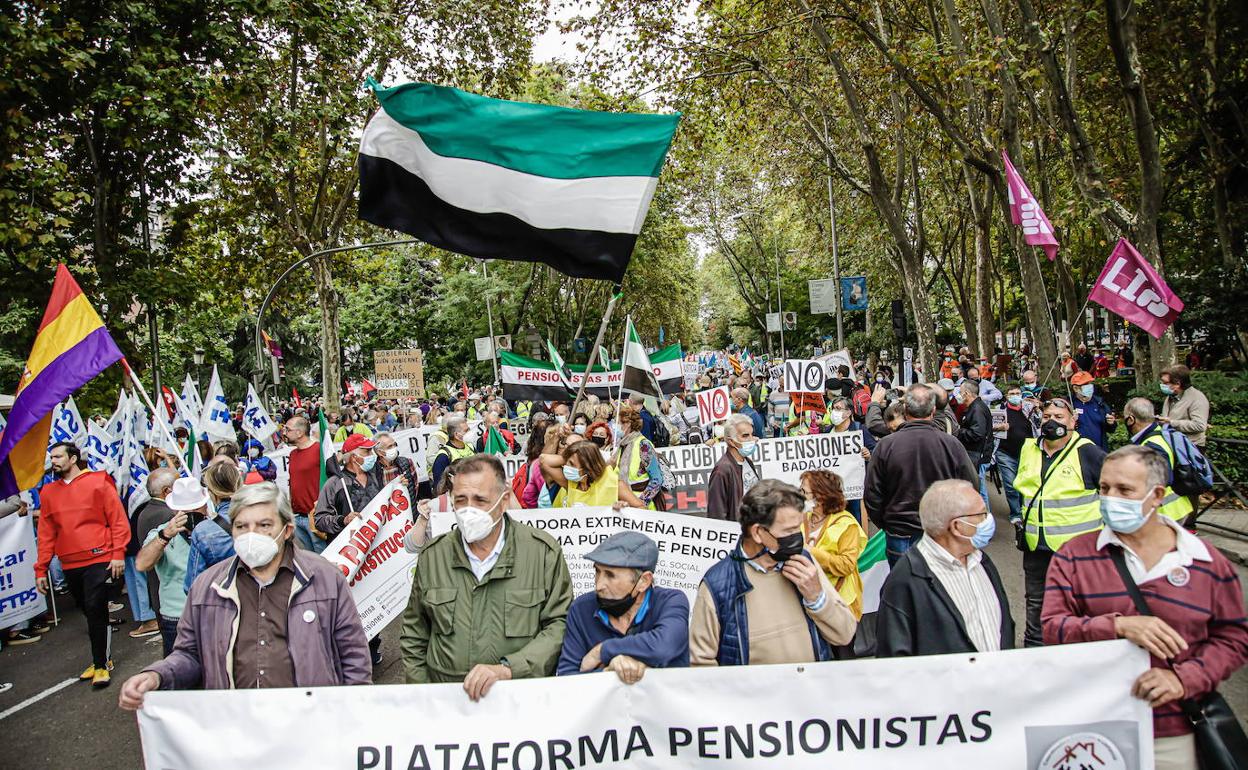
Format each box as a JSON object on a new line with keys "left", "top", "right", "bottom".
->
{"left": 0, "top": 265, "right": 123, "bottom": 495}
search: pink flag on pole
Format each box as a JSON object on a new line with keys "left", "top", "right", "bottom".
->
{"left": 1002, "top": 151, "right": 1059, "bottom": 261}
{"left": 1089, "top": 238, "right": 1183, "bottom": 339}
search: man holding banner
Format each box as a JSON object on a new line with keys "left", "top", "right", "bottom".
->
{"left": 400, "top": 454, "right": 572, "bottom": 700}
{"left": 119, "top": 482, "right": 371, "bottom": 708}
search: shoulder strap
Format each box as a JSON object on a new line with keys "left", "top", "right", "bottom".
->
{"left": 1106, "top": 545, "right": 1154, "bottom": 616}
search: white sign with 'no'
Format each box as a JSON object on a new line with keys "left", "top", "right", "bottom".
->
{"left": 695, "top": 386, "right": 731, "bottom": 426}
{"left": 783, "top": 359, "right": 826, "bottom": 394}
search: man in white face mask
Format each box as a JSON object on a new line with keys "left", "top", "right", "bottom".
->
{"left": 400, "top": 454, "right": 573, "bottom": 701}
{"left": 1042, "top": 446, "right": 1248, "bottom": 770}
{"left": 706, "top": 414, "right": 760, "bottom": 522}
{"left": 118, "top": 482, "right": 371, "bottom": 710}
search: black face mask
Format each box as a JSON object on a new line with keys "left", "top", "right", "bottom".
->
{"left": 767, "top": 529, "right": 806, "bottom": 562}
{"left": 1041, "top": 420, "right": 1068, "bottom": 440}
{"left": 596, "top": 583, "right": 639, "bottom": 617}
{"left": 590, "top": 435, "right": 608, "bottom": 447}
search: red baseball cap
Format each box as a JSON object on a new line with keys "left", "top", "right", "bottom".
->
{"left": 342, "top": 434, "right": 376, "bottom": 453}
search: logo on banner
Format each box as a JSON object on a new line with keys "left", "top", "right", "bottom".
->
{"left": 696, "top": 386, "right": 731, "bottom": 426}
{"left": 1026, "top": 721, "right": 1140, "bottom": 770}
{"left": 783, "top": 359, "right": 825, "bottom": 394}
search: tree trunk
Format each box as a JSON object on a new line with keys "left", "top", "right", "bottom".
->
{"left": 313, "top": 254, "right": 342, "bottom": 409}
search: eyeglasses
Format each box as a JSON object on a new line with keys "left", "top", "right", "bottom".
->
{"left": 1045, "top": 398, "right": 1072, "bottom": 411}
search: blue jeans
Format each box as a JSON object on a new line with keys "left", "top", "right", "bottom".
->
{"left": 977, "top": 463, "right": 992, "bottom": 514}
{"left": 995, "top": 450, "right": 1022, "bottom": 521}
{"left": 123, "top": 556, "right": 156, "bottom": 623}
{"left": 295, "top": 515, "right": 327, "bottom": 554}
{"left": 886, "top": 533, "right": 922, "bottom": 567}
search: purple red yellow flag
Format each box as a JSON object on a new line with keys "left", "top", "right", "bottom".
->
{"left": 0, "top": 264, "right": 123, "bottom": 495}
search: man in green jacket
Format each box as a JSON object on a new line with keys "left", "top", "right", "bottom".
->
{"left": 400, "top": 454, "right": 572, "bottom": 700}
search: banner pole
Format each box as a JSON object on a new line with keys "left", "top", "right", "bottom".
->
{"left": 121, "top": 360, "right": 191, "bottom": 477}
{"left": 571, "top": 288, "right": 622, "bottom": 417}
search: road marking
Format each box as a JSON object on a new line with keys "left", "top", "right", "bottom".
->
{"left": 0, "top": 677, "right": 78, "bottom": 721}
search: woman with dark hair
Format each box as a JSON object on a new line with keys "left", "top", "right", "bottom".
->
{"left": 800, "top": 470, "right": 866, "bottom": 620}
{"left": 517, "top": 421, "right": 549, "bottom": 509}
{"left": 541, "top": 426, "right": 619, "bottom": 507}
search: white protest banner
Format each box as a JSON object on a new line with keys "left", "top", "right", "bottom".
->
{"left": 783, "top": 359, "right": 825, "bottom": 394}
{"left": 242, "top": 383, "right": 279, "bottom": 442}
{"left": 657, "top": 433, "right": 866, "bottom": 515}
{"left": 695, "top": 386, "right": 731, "bottom": 426}
{"left": 681, "top": 361, "right": 699, "bottom": 390}
{"left": 138, "top": 640, "right": 1153, "bottom": 770}
{"left": 515, "top": 508, "right": 736, "bottom": 606}
{"left": 0, "top": 513, "right": 46, "bottom": 627}
{"left": 321, "top": 479, "right": 417, "bottom": 640}
{"left": 427, "top": 507, "right": 735, "bottom": 608}
{"left": 271, "top": 424, "right": 452, "bottom": 491}
{"left": 48, "top": 395, "right": 87, "bottom": 449}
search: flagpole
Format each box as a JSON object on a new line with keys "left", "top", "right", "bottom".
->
{"left": 121, "top": 360, "right": 190, "bottom": 477}
{"left": 570, "top": 287, "right": 622, "bottom": 416}
{"left": 616, "top": 315, "right": 630, "bottom": 410}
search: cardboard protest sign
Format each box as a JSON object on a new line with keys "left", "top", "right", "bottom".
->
{"left": 695, "top": 386, "right": 731, "bottom": 426}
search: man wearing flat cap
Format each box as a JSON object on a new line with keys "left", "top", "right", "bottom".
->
{"left": 556, "top": 532, "right": 689, "bottom": 683}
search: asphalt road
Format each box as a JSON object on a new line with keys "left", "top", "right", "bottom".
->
{"left": 2, "top": 490, "right": 1245, "bottom": 769}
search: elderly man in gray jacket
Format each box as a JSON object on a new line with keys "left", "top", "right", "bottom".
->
{"left": 118, "top": 482, "right": 371, "bottom": 709}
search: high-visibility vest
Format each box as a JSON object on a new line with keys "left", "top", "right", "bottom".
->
{"left": 437, "top": 441, "right": 475, "bottom": 468}
{"left": 1140, "top": 431, "right": 1195, "bottom": 522}
{"left": 1013, "top": 434, "right": 1102, "bottom": 551}
{"left": 516, "top": 401, "right": 532, "bottom": 420}
{"left": 622, "top": 436, "right": 657, "bottom": 511}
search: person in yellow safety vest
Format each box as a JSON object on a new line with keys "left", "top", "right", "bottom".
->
{"left": 431, "top": 415, "right": 475, "bottom": 492}
{"left": 466, "top": 395, "right": 482, "bottom": 421}
{"left": 1012, "top": 397, "right": 1107, "bottom": 647}
{"left": 615, "top": 403, "right": 663, "bottom": 510}
{"left": 1123, "top": 397, "right": 1195, "bottom": 525}
{"left": 515, "top": 400, "right": 532, "bottom": 422}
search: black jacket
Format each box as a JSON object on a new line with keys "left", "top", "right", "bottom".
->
{"left": 957, "top": 398, "right": 994, "bottom": 466}
{"left": 876, "top": 544, "right": 1015, "bottom": 657}
{"left": 706, "top": 452, "right": 758, "bottom": 522}
{"left": 864, "top": 421, "right": 978, "bottom": 537}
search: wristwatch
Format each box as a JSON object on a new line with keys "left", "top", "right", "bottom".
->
{"left": 157, "top": 531, "right": 172, "bottom": 544}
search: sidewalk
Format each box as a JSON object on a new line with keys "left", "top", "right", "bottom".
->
{"left": 1195, "top": 508, "right": 1248, "bottom": 565}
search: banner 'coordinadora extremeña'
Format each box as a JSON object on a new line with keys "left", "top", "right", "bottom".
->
{"left": 137, "top": 640, "right": 1153, "bottom": 769}
{"left": 655, "top": 432, "right": 866, "bottom": 516}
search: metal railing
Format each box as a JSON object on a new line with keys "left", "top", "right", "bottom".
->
{"left": 1191, "top": 436, "right": 1248, "bottom": 538}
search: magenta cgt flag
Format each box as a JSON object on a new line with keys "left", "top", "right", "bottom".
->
{"left": 1002, "top": 151, "right": 1059, "bottom": 261}
{"left": 1089, "top": 237, "right": 1184, "bottom": 339}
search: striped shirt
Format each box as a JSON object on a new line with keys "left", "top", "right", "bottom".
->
{"left": 1042, "top": 529, "right": 1248, "bottom": 737}
{"left": 915, "top": 536, "right": 1003, "bottom": 652}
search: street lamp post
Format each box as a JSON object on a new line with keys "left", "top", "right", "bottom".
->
{"left": 192, "top": 347, "right": 205, "bottom": 389}
{"left": 254, "top": 239, "right": 421, "bottom": 402}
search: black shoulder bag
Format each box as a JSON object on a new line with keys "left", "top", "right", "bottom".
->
{"left": 1106, "top": 546, "right": 1248, "bottom": 770}
{"left": 1015, "top": 439, "right": 1078, "bottom": 551}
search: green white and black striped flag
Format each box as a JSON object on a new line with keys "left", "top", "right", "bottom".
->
{"left": 358, "top": 81, "right": 680, "bottom": 283}
{"left": 621, "top": 317, "right": 663, "bottom": 397}
{"left": 546, "top": 339, "right": 575, "bottom": 393}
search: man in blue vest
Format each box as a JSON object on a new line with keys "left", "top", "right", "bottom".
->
{"left": 689, "top": 479, "right": 857, "bottom": 666}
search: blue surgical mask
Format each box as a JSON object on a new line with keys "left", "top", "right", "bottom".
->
{"left": 1099, "top": 493, "right": 1153, "bottom": 533}
{"left": 954, "top": 515, "right": 996, "bottom": 549}
{"left": 737, "top": 440, "right": 758, "bottom": 458}
{"left": 1079, "top": 384, "right": 1094, "bottom": 399}
{"left": 1007, "top": 395, "right": 1022, "bottom": 407}
{"left": 564, "top": 465, "right": 582, "bottom": 483}
{"left": 1160, "top": 383, "right": 1174, "bottom": 396}
{"left": 360, "top": 454, "right": 377, "bottom": 472}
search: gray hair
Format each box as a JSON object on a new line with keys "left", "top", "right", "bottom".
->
{"left": 724, "top": 413, "right": 754, "bottom": 440}
{"left": 146, "top": 467, "right": 179, "bottom": 497}
{"left": 1124, "top": 397, "right": 1155, "bottom": 424}
{"left": 919, "top": 480, "right": 983, "bottom": 537}
{"left": 1104, "top": 445, "right": 1169, "bottom": 490}
{"left": 731, "top": 387, "right": 750, "bottom": 404}
{"left": 444, "top": 415, "right": 468, "bottom": 435}
{"left": 905, "top": 384, "right": 937, "bottom": 418}
{"left": 960, "top": 379, "right": 981, "bottom": 396}
{"left": 230, "top": 481, "right": 294, "bottom": 526}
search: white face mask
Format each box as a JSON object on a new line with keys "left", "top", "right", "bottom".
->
{"left": 829, "top": 410, "right": 846, "bottom": 425}
{"left": 234, "top": 530, "right": 283, "bottom": 569}
{"left": 247, "top": 447, "right": 261, "bottom": 458}
{"left": 455, "top": 491, "right": 507, "bottom": 544}
{"left": 382, "top": 447, "right": 399, "bottom": 462}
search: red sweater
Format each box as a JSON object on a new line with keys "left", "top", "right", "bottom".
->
{"left": 1042, "top": 531, "right": 1248, "bottom": 737}
{"left": 36, "top": 470, "right": 130, "bottom": 576}
{"left": 287, "top": 443, "right": 321, "bottom": 516}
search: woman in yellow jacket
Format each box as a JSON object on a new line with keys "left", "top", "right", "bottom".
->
{"left": 540, "top": 425, "right": 619, "bottom": 507}
{"left": 800, "top": 469, "right": 867, "bottom": 619}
